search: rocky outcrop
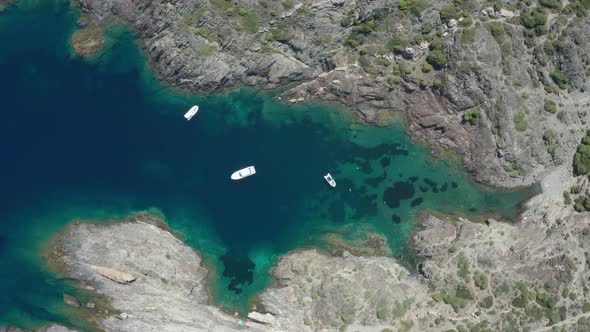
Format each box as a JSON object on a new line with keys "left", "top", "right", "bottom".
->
{"left": 0, "top": 324, "right": 78, "bottom": 332}
{"left": 45, "top": 165, "right": 590, "bottom": 332}
{"left": 70, "top": 21, "right": 104, "bottom": 58}
{"left": 74, "top": 0, "right": 590, "bottom": 188}
{"left": 256, "top": 169, "right": 590, "bottom": 331}
{"left": 49, "top": 219, "right": 269, "bottom": 332}
{"left": 93, "top": 266, "right": 135, "bottom": 284}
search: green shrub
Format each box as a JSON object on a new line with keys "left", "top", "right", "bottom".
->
{"left": 463, "top": 109, "right": 481, "bottom": 125}
{"left": 386, "top": 37, "right": 408, "bottom": 54}
{"left": 551, "top": 69, "right": 569, "bottom": 89}
{"left": 269, "top": 29, "right": 289, "bottom": 43}
{"left": 486, "top": 22, "right": 505, "bottom": 43}
{"left": 479, "top": 296, "right": 494, "bottom": 309}
{"left": 439, "top": 5, "right": 462, "bottom": 23}
{"left": 543, "top": 130, "right": 555, "bottom": 142}
{"left": 345, "top": 34, "right": 363, "bottom": 48}
{"left": 459, "top": 16, "right": 473, "bottom": 27}
{"left": 352, "top": 20, "right": 375, "bottom": 35}
{"left": 512, "top": 282, "right": 529, "bottom": 308}
{"left": 536, "top": 292, "right": 558, "bottom": 308}
{"left": 282, "top": 0, "right": 294, "bottom": 9}
{"left": 340, "top": 16, "right": 352, "bottom": 27}
{"left": 539, "top": 0, "right": 562, "bottom": 9}
{"left": 583, "top": 302, "right": 590, "bottom": 313}
{"left": 544, "top": 99, "right": 557, "bottom": 113}
{"left": 399, "top": 0, "right": 427, "bottom": 16}
{"left": 236, "top": 7, "right": 248, "bottom": 16}
{"left": 241, "top": 14, "right": 258, "bottom": 34}
{"left": 474, "top": 274, "right": 488, "bottom": 290}
{"left": 521, "top": 7, "right": 548, "bottom": 35}
{"left": 564, "top": 191, "right": 572, "bottom": 205}
{"left": 422, "top": 63, "right": 433, "bottom": 73}
{"left": 461, "top": 29, "right": 476, "bottom": 44}
{"left": 457, "top": 256, "right": 470, "bottom": 281}
{"left": 422, "top": 22, "right": 433, "bottom": 34}
{"left": 427, "top": 49, "right": 447, "bottom": 69}
{"left": 433, "top": 79, "right": 443, "bottom": 90}
{"left": 574, "top": 131, "right": 590, "bottom": 175}
{"left": 513, "top": 112, "right": 527, "bottom": 131}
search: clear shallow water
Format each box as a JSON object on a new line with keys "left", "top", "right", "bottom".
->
{"left": 0, "top": 1, "right": 535, "bottom": 329}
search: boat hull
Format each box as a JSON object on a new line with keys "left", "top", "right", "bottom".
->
{"left": 184, "top": 105, "right": 199, "bottom": 120}
{"left": 231, "top": 166, "right": 256, "bottom": 180}
{"left": 324, "top": 173, "right": 336, "bottom": 187}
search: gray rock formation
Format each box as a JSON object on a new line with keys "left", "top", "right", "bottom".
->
{"left": 74, "top": 0, "right": 590, "bottom": 187}
{"left": 50, "top": 220, "right": 268, "bottom": 332}
{"left": 257, "top": 169, "right": 590, "bottom": 331}
{"left": 46, "top": 167, "right": 590, "bottom": 332}
{"left": 0, "top": 324, "right": 77, "bottom": 332}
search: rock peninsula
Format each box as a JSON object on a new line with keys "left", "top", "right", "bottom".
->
{"left": 45, "top": 166, "right": 590, "bottom": 331}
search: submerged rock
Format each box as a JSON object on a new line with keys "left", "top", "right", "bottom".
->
{"left": 70, "top": 21, "right": 104, "bottom": 59}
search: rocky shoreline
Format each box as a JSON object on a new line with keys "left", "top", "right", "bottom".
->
{"left": 28, "top": 166, "right": 589, "bottom": 331}
{"left": 72, "top": 0, "right": 590, "bottom": 188}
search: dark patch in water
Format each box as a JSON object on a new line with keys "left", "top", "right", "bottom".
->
{"left": 410, "top": 197, "right": 424, "bottom": 207}
{"left": 221, "top": 249, "right": 255, "bottom": 294}
{"left": 419, "top": 185, "right": 428, "bottom": 192}
{"left": 469, "top": 207, "right": 477, "bottom": 212}
{"left": 409, "top": 176, "right": 419, "bottom": 183}
{"left": 391, "top": 214, "right": 401, "bottom": 224}
{"left": 423, "top": 178, "right": 437, "bottom": 187}
{"left": 365, "top": 171, "right": 387, "bottom": 188}
{"left": 440, "top": 183, "right": 448, "bottom": 192}
{"left": 399, "top": 173, "right": 403, "bottom": 178}
{"left": 432, "top": 186, "right": 439, "bottom": 193}
{"left": 383, "top": 181, "right": 415, "bottom": 208}
{"left": 329, "top": 200, "right": 345, "bottom": 222}
{"left": 380, "top": 157, "right": 390, "bottom": 167}
{"left": 451, "top": 181, "right": 458, "bottom": 188}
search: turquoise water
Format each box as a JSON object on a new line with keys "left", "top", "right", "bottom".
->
{"left": 0, "top": 1, "right": 534, "bottom": 329}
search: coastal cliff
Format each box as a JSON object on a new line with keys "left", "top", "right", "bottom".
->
{"left": 73, "top": 0, "right": 590, "bottom": 187}
{"left": 46, "top": 167, "right": 590, "bottom": 331}
{"left": 47, "top": 216, "right": 269, "bottom": 332}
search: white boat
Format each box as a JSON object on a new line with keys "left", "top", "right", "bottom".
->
{"left": 231, "top": 166, "right": 256, "bottom": 180}
{"left": 324, "top": 173, "right": 336, "bottom": 187}
{"left": 184, "top": 105, "right": 199, "bottom": 120}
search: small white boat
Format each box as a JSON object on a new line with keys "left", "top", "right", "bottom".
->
{"left": 324, "top": 173, "right": 336, "bottom": 187}
{"left": 231, "top": 166, "right": 256, "bottom": 180}
{"left": 184, "top": 105, "right": 199, "bottom": 120}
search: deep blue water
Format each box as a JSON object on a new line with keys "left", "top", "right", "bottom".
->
{"left": 0, "top": 1, "right": 534, "bottom": 329}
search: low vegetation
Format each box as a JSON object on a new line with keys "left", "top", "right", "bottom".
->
{"left": 574, "top": 129, "right": 590, "bottom": 175}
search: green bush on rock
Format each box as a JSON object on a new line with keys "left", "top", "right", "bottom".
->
{"left": 463, "top": 109, "right": 481, "bottom": 125}
{"left": 574, "top": 130, "right": 590, "bottom": 175}
{"left": 544, "top": 99, "right": 557, "bottom": 113}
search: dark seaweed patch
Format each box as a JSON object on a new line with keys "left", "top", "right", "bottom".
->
{"left": 383, "top": 181, "right": 415, "bottom": 208}
{"left": 365, "top": 172, "right": 387, "bottom": 188}
{"left": 329, "top": 200, "right": 345, "bottom": 222}
{"left": 469, "top": 207, "right": 477, "bottom": 212}
{"left": 423, "top": 178, "right": 437, "bottom": 187}
{"left": 409, "top": 176, "right": 419, "bottom": 183}
{"left": 440, "top": 183, "right": 448, "bottom": 192}
{"left": 451, "top": 181, "right": 458, "bottom": 188}
{"left": 432, "top": 186, "right": 439, "bottom": 193}
{"left": 419, "top": 185, "right": 428, "bottom": 192}
{"left": 391, "top": 214, "right": 401, "bottom": 224}
{"left": 380, "top": 157, "right": 390, "bottom": 167}
{"left": 410, "top": 197, "right": 424, "bottom": 207}
{"left": 221, "top": 248, "right": 255, "bottom": 294}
